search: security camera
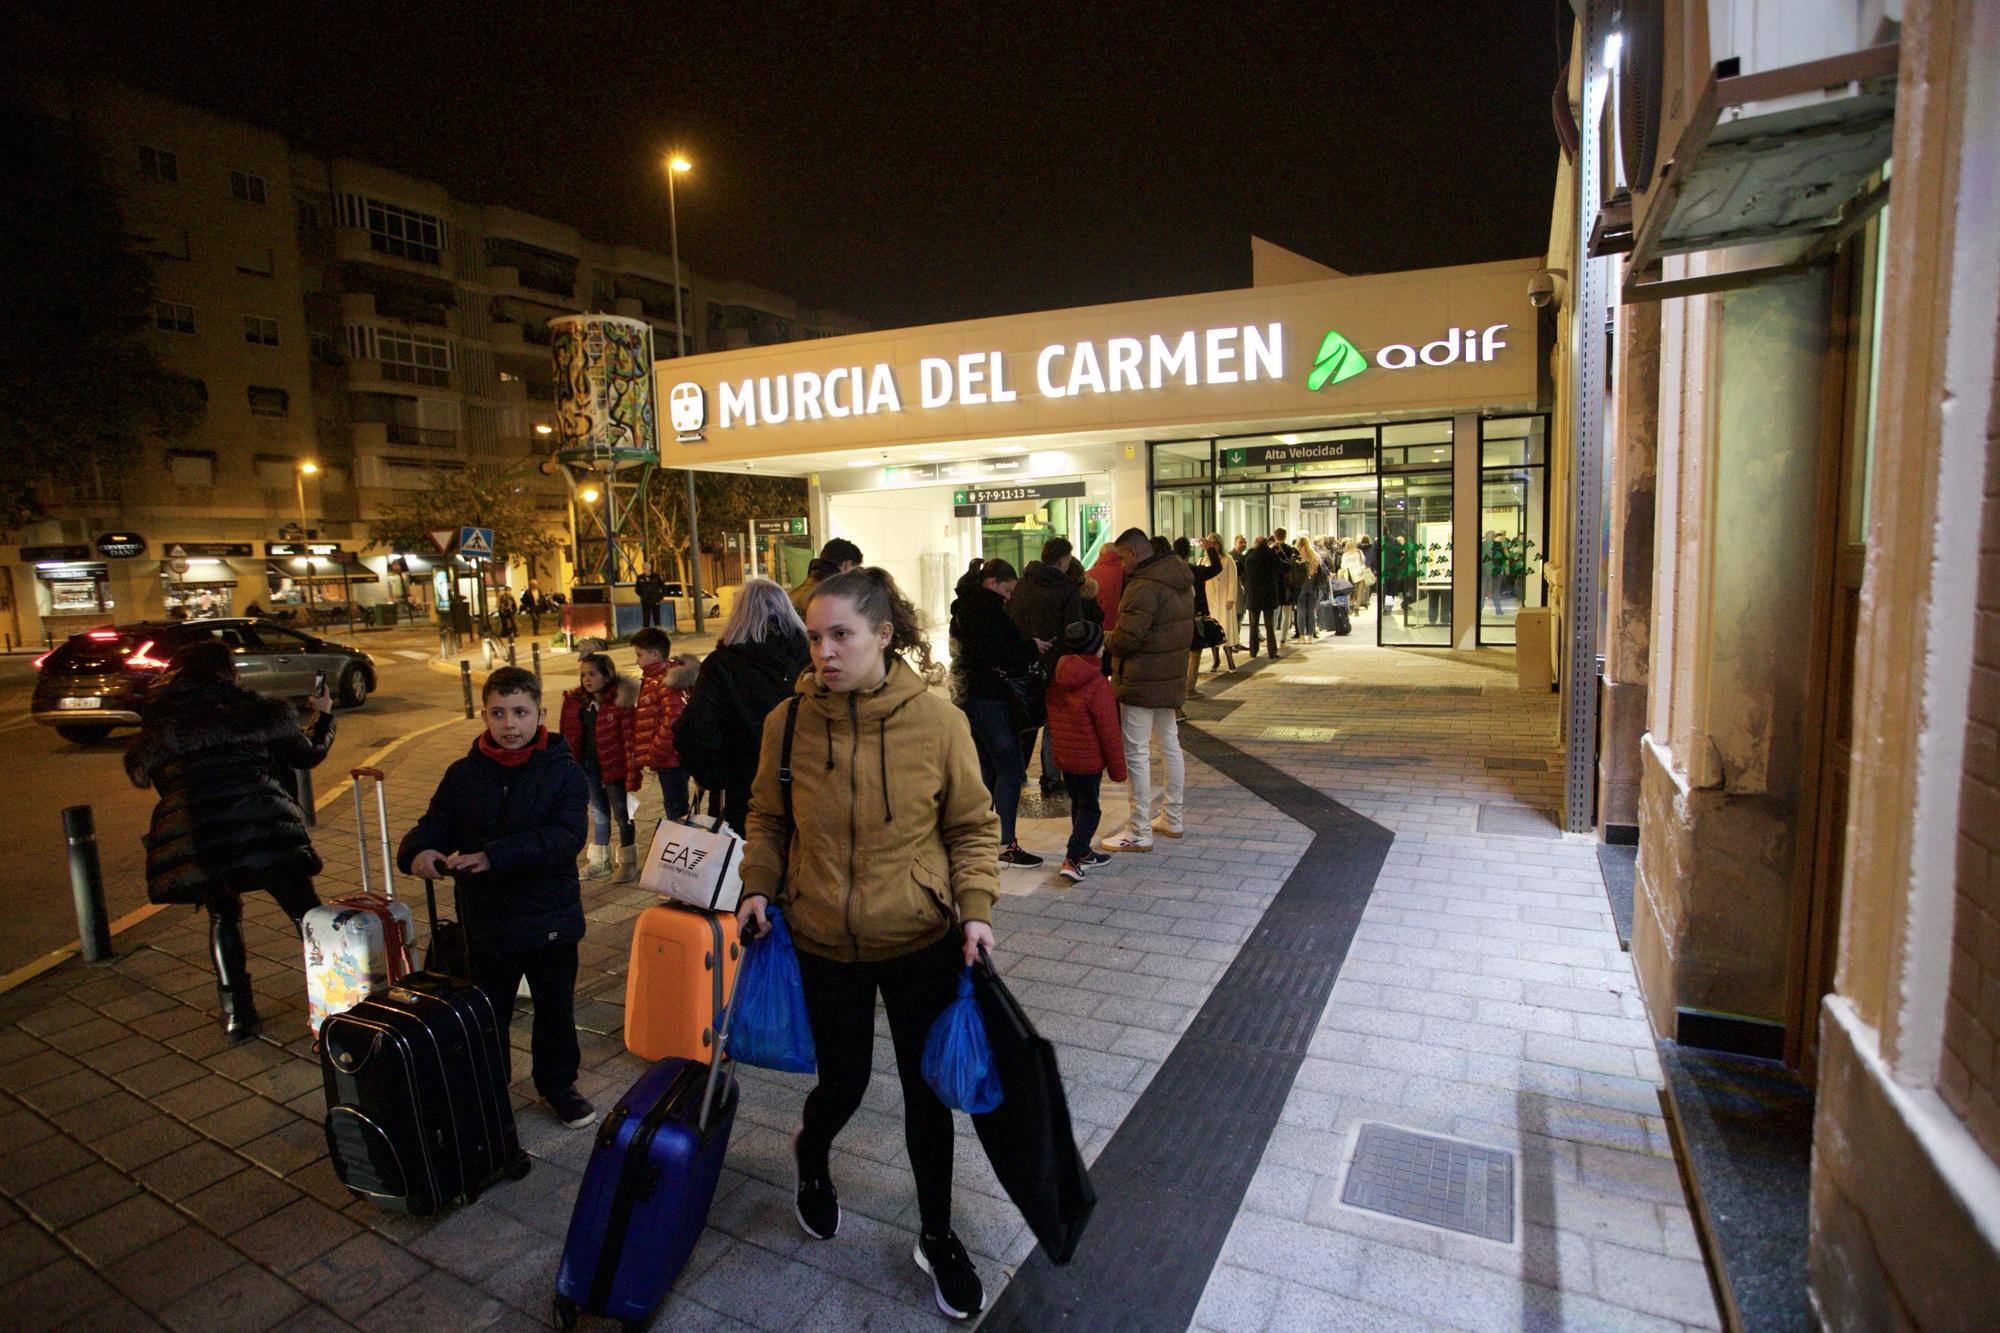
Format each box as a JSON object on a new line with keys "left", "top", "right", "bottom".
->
{"left": 1528, "top": 269, "right": 1566, "bottom": 309}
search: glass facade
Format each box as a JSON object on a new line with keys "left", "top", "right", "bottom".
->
{"left": 1476, "top": 416, "right": 1550, "bottom": 645}
{"left": 1149, "top": 421, "right": 1454, "bottom": 646}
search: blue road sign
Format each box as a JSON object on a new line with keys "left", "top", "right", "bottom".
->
{"left": 458, "top": 526, "right": 495, "bottom": 559}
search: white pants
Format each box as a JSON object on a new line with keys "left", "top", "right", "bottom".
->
{"left": 1119, "top": 704, "right": 1184, "bottom": 839}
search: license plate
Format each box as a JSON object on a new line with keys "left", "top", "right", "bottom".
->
{"left": 57, "top": 697, "right": 103, "bottom": 710}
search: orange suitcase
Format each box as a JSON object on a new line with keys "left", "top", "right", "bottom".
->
{"left": 624, "top": 903, "right": 742, "bottom": 1062}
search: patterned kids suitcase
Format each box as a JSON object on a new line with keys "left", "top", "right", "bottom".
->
{"left": 623, "top": 903, "right": 741, "bottom": 1062}
{"left": 303, "top": 767, "right": 417, "bottom": 1034}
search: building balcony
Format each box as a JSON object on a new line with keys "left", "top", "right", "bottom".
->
{"left": 345, "top": 359, "right": 461, "bottom": 395}
{"left": 482, "top": 265, "right": 583, "bottom": 311}
{"left": 333, "top": 227, "right": 449, "bottom": 280}
{"left": 352, "top": 421, "right": 464, "bottom": 456}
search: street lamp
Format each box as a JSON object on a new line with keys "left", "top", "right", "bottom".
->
{"left": 296, "top": 461, "right": 319, "bottom": 617}
{"left": 664, "top": 152, "right": 705, "bottom": 632}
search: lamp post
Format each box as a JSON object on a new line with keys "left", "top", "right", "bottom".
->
{"left": 296, "top": 461, "right": 318, "bottom": 618}
{"left": 666, "top": 154, "right": 705, "bottom": 633}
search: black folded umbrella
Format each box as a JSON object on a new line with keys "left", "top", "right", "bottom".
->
{"left": 970, "top": 955, "right": 1096, "bottom": 1264}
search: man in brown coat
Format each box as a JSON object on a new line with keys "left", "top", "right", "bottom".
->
{"left": 1100, "top": 526, "right": 1195, "bottom": 851}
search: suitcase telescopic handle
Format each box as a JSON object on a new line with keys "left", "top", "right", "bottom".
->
{"left": 347, "top": 769, "right": 397, "bottom": 902}
{"left": 697, "top": 918, "right": 760, "bottom": 1135}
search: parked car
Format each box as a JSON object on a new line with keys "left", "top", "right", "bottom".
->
{"left": 32, "top": 619, "right": 376, "bottom": 743}
{"left": 657, "top": 581, "right": 722, "bottom": 625}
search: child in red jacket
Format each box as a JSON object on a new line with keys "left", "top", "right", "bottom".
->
{"left": 558, "top": 651, "right": 639, "bottom": 882}
{"left": 1043, "top": 619, "right": 1129, "bottom": 883}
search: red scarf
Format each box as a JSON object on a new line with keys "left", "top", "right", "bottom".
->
{"left": 477, "top": 727, "right": 549, "bottom": 768}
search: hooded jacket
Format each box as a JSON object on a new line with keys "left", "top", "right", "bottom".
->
{"left": 1087, "top": 549, "right": 1127, "bottom": 631}
{"left": 672, "top": 626, "right": 811, "bottom": 796}
{"left": 1006, "top": 560, "right": 1084, "bottom": 671}
{"left": 632, "top": 658, "right": 695, "bottom": 770}
{"left": 1044, "top": 654, "right": 1129, "bottom": 780}
{"left": 125, "top": 677, "right": 336, "bottom": 904}
{"left": 558, "top": 677, "right": 640, "bottom": 784}
{"left": 398, "top": 731, "right": 588, "bottom": 956}
{"left": 1105, "top": 551, "right": 1196, "bottom": 709}
{"left": 739, "top": 658, "right": 1000, "bottom": 963}
{"left": 948, "top": 584, "right": 1038, "bottom": 702}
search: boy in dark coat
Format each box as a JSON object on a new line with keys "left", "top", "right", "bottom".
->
{"left": 399, "top": 666, "right": 595, "bottom": 1128}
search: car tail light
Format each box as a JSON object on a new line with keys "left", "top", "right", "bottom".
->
{"left": 31, "top": 650, "right": 52, "bottom": 670}
{"left": 126, "top": 640, "right": 171, "bottom": 670}
{"left": 86, "top": 628, "right": 119, "bottom": 640}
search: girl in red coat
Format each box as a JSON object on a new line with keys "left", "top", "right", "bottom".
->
{"left": 558, "top": 651, "right": 640, "bottom": 882}
{"left": 1042, "top": 620, "right": 1129, "bottom": 883}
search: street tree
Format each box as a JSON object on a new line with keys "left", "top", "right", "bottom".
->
{"left": 638, "top": 468, "right": 807, "bottom": 577}
{"left": 368, "top": 465, "right": 566, "bottom": 577}
{"left": 0, "top": 97, "right": 204, "bottom": 527}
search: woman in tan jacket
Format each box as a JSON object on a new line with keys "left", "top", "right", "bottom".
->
{"left": 736, "top": 566, "right": 999, "bottom": 1321}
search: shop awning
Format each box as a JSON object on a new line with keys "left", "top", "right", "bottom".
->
{"left": 265, "top": 561, "right": 380, "bottom": 584}
{"left": 1620, "top": 44, "right": 1898, "bottom": 303}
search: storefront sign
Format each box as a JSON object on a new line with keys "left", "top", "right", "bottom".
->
{"left": 20, "top": 544, "right": 90, "bottom": 563}
{"left": 267, "top": 542, "right": 343, "bottom": 557}
{"left": 171, "top": 542, "right": 253, "bottom": 558}
{"left": 95, "top": 532, "right": 146, "bottom": 558}
{"left": 752, "top": 517, "right": 809, "bottom": 536}
{"left": 1298, "top": 494, "right": 1357, "bottom": 510}
{"left": 675, "top": 317, "right": 1516, "bottom": 434}
{"left": 1223, "top": 439, "right": 1375, "bottom": 468}
{"left": 953, "top": 481, "right": 1088, "bottom": 506}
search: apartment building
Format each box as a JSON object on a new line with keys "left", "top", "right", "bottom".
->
{"left": 3, "top": 80, "right": 862, "bottom": 646}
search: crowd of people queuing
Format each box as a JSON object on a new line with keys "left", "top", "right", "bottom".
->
{"left": 121, "top": 524, "right": 1370, "bottom": 1319}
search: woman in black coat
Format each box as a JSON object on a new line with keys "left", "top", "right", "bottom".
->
{"left": 125, "top": 639, "right": 335, "bottom": 1039}
{"left": 949, "top": 559, "right": 1047, "bottom": 865}
{"left": 672, "top": 577, "right": 812, "bottom": 836}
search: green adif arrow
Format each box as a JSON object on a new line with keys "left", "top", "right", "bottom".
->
{"left": 1307, "top": 330, "right": 1367, "bottom": 390}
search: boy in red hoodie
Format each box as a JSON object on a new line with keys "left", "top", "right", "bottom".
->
{"left": 630, "top": 629, "right": 697, "bottom": 821}
{"left": 1043, "top": 619, "right": 1129, "bottom": 882}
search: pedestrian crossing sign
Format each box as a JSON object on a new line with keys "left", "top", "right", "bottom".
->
{"left": 459, "top": 526, "right": 495, "bottom": 559}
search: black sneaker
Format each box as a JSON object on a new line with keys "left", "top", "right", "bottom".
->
{"left": 914, "top": 1231, "right": 985, "bottom": 1320}
{"left": 997, "top": 843, "right": 1045, "bottom": 868}
{"left": 546, "top": 1086, "right": 597, "bottom": 1130}
{"left": 1081, "top": 851, "right": 1113, "bottom": 868}
{"left": 792, "top": 1131, "right": 840, "bottom": 1240}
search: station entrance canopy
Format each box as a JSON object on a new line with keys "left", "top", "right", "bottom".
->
{"left": 656, "top": 257, "right": 1543, "bottom": 472}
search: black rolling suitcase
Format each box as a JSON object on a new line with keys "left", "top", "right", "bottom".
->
{"left": 321, "top": 875, "right": 531, "bottom": 1216}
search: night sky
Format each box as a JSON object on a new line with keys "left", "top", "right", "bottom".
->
{"left": 27, "top": 0, "right": 1566, "bottom": 330}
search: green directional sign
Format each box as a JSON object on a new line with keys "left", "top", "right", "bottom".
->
{"left": 1307, "top": 329, "right": 1367, "bottom": 390}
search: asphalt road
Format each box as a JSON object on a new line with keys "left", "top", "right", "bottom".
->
{"left": 0, "top": 634, "right": 473, "bottom": 976}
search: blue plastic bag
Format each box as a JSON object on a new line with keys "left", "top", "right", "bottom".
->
{"left": 922, "top": 967, "right": 1003, "bottom": 1114}
{"left": 727, "top": 907, "right": 817, "bottom": 1073}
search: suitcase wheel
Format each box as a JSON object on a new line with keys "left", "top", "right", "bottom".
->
{"left": 505, "top": 1153, "right": 533, "bottom": 1181}
{"left": 551, "top": 1295, "right": 579, "bottom": 1331}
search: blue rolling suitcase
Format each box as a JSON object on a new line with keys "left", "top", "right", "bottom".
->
{"left": 552, "top": 931, "right": 744, "bottom": 1330}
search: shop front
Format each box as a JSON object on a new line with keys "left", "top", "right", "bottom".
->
{"left": 648, "top": 255, "right": 1548, "bottom": 651}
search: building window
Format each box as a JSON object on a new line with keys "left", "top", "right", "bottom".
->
{"left": 348, "top": 326, "right": 453, "bottom": 386}
{"left": 244, "top": 315, "right": 280, "bottom": 347}
{"left": 254, "top": 455, "right": 300, "bottom": 488}
{"left": 166, "top": 450, "right": 214, "bottom": 487}
{"left": 1477, "top": 415, "right": 1551, "bottom": 647}
{"left": 247, "top": 386, "right": 290, "bottom": 417}
{"left": 230, "top": 170, "right": 267, "bottom": 204}
{"left": 335, "top": 193, "right": 446, "bottom": 265}
{"left": 236, "top": 246, "right": 275, "bottom": 277}
{"left": 152, "top": 301, "right": 195, "bottom": 334}
{"left": 139, "top": 145, "right": 178, "bottom": 181}
{"left": 309, "top": 332, "right": 342, "bottom": 365}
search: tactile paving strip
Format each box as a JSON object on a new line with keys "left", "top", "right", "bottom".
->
{"left": 1341, "top": 1122, "right": 1516, "bottom": 1242}
{"left": 1179, "top": 697, "right": 1245, "bottom": 721}
{"left": 1260, "top": 724, "right": 1340, "bottom": 742}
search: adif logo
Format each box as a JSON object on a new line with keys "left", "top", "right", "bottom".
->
{"left": 669, "top": 382, "right": 706, "bottom": 436}
{"left": 1307, "top": 330, "right": 1367, "bottom": 390}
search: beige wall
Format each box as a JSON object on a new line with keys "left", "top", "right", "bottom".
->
{"left": 656, "top": 258, "right": 1543, "bottom": 467}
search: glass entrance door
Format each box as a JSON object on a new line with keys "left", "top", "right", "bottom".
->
{"left": 1378, "top": 470, "right": 1454, "bottom": 646}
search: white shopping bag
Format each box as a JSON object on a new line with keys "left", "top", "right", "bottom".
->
{"left": 639, "top": 813, "right": 745, "bottom": 912}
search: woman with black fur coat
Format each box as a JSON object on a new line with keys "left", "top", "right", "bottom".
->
{"left": 125, "top": 639, "right": 336, "bottom": 1039}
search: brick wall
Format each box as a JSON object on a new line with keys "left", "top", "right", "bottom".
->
{"left": 1940, "top": 313, "right": 2000, "bottom": 1159}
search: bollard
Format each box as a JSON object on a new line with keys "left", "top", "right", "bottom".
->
{"left": 531, "top": 641, "right": 541, "bottom": 684}
{"left": 460, "top": 660, "right": 475, "bottom": 718}
{"left": 62, "top": 806, "right": 112, "bottom": 962}
{"left": 295, "top": 768, "right": 316, "bottom": 826}
{"left": 507, "top": 642, "right": 516, "bottom": 668}
{"left": 437, "top": 626, "right": 449, "bottom": 661}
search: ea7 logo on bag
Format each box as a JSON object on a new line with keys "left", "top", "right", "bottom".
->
{"left": 656, "top": 839, "right": 709, "bottom": 871}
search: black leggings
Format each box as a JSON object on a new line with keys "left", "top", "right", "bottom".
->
{"left": 794, "top": 931, "right": 962, "bottom": 1235}
{"left": 207, "top": 876, "right": 320, "bottom": 929}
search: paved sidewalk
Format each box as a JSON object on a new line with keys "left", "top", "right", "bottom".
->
{"left": 0, "top": 627, "right": 1718, "bottom": 1331}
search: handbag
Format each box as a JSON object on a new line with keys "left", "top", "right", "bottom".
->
{"left": 996, "top": 661, "right": 1047, "bottom": 731}
{"left": 638, "top": 810, "right": 745, "bottom": 911}
{"left": 1194, "top": 615, "right": 1226, "bottom": 649}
